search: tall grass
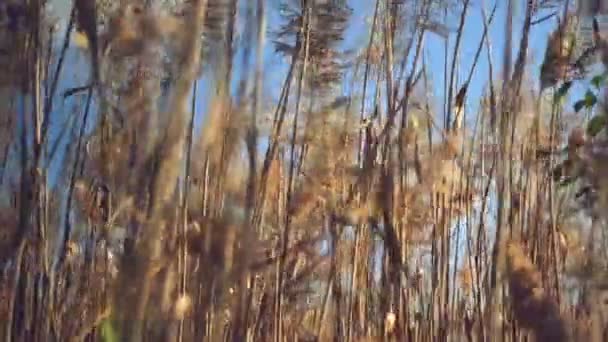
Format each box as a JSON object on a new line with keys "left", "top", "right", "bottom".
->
{"left": 1, "top": 0, "right": 608, "bottom": 341}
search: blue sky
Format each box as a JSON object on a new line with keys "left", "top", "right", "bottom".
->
{"left": 35, "top": 0, "right": 572, "bottom": 235}
{"left": 28, "top": 2, "right": 592, "bottom": 227}
{"left": 211, "top": 1, "right": 558, "bottom": 119}
{"left": 10, "top": 0, "right": 597, "bottom": 291}
{"left": 37, "top": 2, "right": 589, "bottom": 216}
{"left": 44, "top": 0, "right": 569, "bottom": 144}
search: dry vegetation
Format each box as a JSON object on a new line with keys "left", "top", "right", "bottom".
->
{"left": 2, "top": 0, "right": 608, "bottom": 341}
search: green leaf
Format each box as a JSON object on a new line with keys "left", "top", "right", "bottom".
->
{"left": 587, "top": 115, "right": 607, "bottom": 137}
{"left": 574, "top": 100, "right": 587, "bottom": 112}
{"left": 574, "top": 90, "right": 598, "bottom": 112}
{"left": 101, "top": 319, "right": 118, "bottom": 342}
{"left": 592, "top": 74, "right": 607, "bottom": 89}
{"left": 559, "top": 177, "right": 577, "bottom": 188}
{"left": 555, "top": 81, "right": 573, "bottom": 100}
{"left": 584, "top": 90, "right": 598, "bottom": 107}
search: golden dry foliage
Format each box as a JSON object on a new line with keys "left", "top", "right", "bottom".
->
{"left": 283, "top": 102, "right": 361, "bottom": 227}
{"left": 191, "top": 96, "right": 246, "bottom": 199}
{"left": 505, "top": 241, "right": 570, "bottom": 342}
{"left": 100, "top": 3, "right": 184, "bottom": 60}
{"left": 421, "top": 155, "right": 462, "bottom": 197}
{"left": 0, "top": 206, "right": 17, "bottom": 264}
{"left": 585, "top": 147, "right": 608, "bottom": 214}
{"left": 301, "top": 103, "right": 358, "bottom": 190}
{"left": 0, "top": 87, "right": 17, "bottom": 159}
{"left": 0, "top": 272, "right": 9, "bottom": 323}
{"left": 185, "top": 215, "right": 241, "bottom": 277}
{"left": 540, "top": 13, "right": 578, "bottom": 90}
{"left": 0, "top": 2, "right": 33, "bottom": 90}
{"left": 593, "top": 17, "right": 608, "bottom": 69}
{"left": 9, "top": 2, "right": 608, "bottom": 342}
{"left": 458, "top": 264, "right": 473, "bottom": 295}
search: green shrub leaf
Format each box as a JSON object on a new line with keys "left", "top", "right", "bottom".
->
{"left": 587, "top": 115, "right": 607, "bottom": 137}
{"left": 555, "top": 81, "right": 573, "bottom": 100}
{"left": 574, "top": 100, "right": 587, "bottom": 112}
{"left": 574, "top": 90, "right": 598, "bottom": 112}
{"left": 585, "top": 90, "right": 597, "bottom": 107}
{"left": 592, "top": 74, "right": 607, "bottom": 89}
{"left": 559, "top": 177, "right": 576, "bottom": 188}
{"left": 101, "top": 319, "right": 118, "bottom": 342}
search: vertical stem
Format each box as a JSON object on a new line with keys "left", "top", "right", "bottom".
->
{"left": 446, "top": 0, "right": 470, "bottom": 131}
{"left": 176, "top": 80, "right": 198, "bottom": 342}
{"left": 276, "top": 4, "right": 311, "bottom": 340}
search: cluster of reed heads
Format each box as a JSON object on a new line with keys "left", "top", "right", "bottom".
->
{"left": 2, "top": 0, "right": 608, "bottom": 341}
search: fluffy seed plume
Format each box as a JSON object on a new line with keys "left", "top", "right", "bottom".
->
{"left": 505, "top": 241, "right": 571, "bottom": 342}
